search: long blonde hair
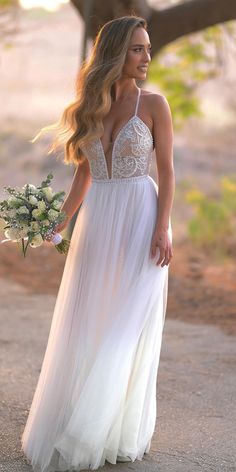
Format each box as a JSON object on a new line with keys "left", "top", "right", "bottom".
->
{"left": 35, "top": 15, "right": 147, "bottom": 166}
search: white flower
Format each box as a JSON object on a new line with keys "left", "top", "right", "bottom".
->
{"left": 7, "top": 209, "right": 17, "bottom": 218}
{"left": 51, "top": 199, "right": 61, "bottom": 210}
{"left": 23, "top": 184, "right": 37, "bottom": 194}
{"left": 42, "top": 186, "right": 54, "bottom": 202}
{"left": 29, "top": 234, "right": 44, "bottom": 248}
{"left": 19, "top": 226, "right": 29, "bottom": 238}
{"left": 4, "top": 228, "right": 22, "bottom": 241}
{"left": 29, "top": 195, "right": 38, "bottom": 205}
{"left": 30, "top": 221, "right": 40, "bottom": 231}
{"left": 37, "top": 200, "right": 46, "bottom": 211}
{"left": 29, "top": 184, "right": 37, "bottom": 193}
{"left": 48, "top": 209, "right": 59, "bottom": 221}
{"left": 8, "top": 196, "right": 22, "bottom": 208}
{"left": 32, "top": 208, "right": 42, "bottom": 219}
{"left": 17, "top": 205, "right": 30, "bottom": 214}
{"left": 42, "top": 219, "right": 50, "bottom": 226}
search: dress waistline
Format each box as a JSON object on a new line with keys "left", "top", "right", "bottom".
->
{"left": 92, "top": 174, "right": 149, "bottom": 184}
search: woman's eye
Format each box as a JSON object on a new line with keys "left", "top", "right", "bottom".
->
{"left": 133, "top": 48, "right": 152, "bottom": 54}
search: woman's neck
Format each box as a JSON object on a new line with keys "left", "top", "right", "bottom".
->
{"left": 111, "top": 79, "right": 139, "bottom": 102}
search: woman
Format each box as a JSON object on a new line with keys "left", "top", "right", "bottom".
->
{"left": 21, "top": 15, "right": 175, "bottom": 472}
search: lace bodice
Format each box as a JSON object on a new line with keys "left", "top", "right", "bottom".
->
{"left": 80, "top": 88, "right": 154, "bottom": 181}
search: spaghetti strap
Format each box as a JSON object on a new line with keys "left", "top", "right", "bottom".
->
{"left": 134, "top": 87, "right": 141, "bottom": 116}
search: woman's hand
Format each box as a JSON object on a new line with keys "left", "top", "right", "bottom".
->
{"left": 45, "top": 212, "right": 70, "bottom": 242}
{"left": 53, "top": 220, "right": 69, "bottom": 234}
{"left": 150, "top": 227, "right": 173, "bottom": 267}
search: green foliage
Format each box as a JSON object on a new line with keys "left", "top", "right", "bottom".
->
{"left": 220, "top": 176, "right": 236, "bottom": 213}
{"left": 0, "top": 0, "right": 11, "bottom": 5}
{"left": 0, "top": 0, "right": 16, "bottom": 6}
{"left": 148, "top": 59, "right": 202, "bottom": 127}
{"left": 148, "top": 22, "right": 235, "bottom": 128}
{"left": 185, "top": 176, "right": 236, "bottom": 258}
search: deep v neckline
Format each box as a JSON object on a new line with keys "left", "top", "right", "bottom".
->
{"left": 98, "top": 87, "right": 141, "bottom": 179}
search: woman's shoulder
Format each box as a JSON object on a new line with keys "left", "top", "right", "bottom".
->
{"left": 140, "top": 89, "right": 169, "bottom": 104}
{"left": 140, "top": 89, "right": 171, "bottom": 118}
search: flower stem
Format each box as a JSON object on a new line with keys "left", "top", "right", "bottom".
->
{"left": 21, "top": 238, "right": 26, "bottom": 257}
{"left": 21, "top": 237, "right": 30, "bottom": 257}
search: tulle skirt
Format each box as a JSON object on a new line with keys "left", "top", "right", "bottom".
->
{"left": 21, "top": 174, "right": 172, "bottom": 472}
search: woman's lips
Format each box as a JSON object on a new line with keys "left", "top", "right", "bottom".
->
{"left": 138, "top": 66, "right": 148, "bottom": 72}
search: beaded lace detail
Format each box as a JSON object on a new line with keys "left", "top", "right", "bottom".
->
{"left": 80, "top": 88, "right": 154, "bottom": 181}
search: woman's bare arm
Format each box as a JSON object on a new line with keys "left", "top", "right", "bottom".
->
{"left": 45, "top": 157, "right": 91, "bottom": 240}
{"left": 149, "top": 94, "right": 175, "bottom": 266}
{"left": 152, "top": 94, "right": 175, "bottom": 233}
{"left": 58, "top": 156, "right": 92, "bottom": 228}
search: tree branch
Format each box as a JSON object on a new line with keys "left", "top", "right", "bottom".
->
{"left": 70, "top": 0, "right": 236, "bottom": 54}
{"left": 149, "top": 0, "right": 236, "bottom": 52}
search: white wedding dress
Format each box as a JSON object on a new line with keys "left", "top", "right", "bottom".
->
{"left": 21, "top": 87, "right": 172, "bottom": 472}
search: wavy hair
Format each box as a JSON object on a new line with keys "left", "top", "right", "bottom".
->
{"left": 33, "top": 15, "right": 147, "bottom": 166}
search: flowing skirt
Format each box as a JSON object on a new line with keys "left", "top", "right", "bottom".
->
{"left": 21, "top": 174, "right": 172, "bottom": 472}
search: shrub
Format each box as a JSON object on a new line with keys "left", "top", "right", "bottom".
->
{"left": 185, "top": 176, "right": 236, "bottom": 258}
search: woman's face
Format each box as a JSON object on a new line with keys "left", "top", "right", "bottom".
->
{"left": 122, "top": 27, "right": 151, "bottom": 80}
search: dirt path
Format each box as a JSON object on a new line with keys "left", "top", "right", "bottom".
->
{"left": 0, "top": 242, "right": 235, "bottom": 471}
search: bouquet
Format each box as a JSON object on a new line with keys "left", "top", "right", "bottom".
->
{"left": 0, "top": 173, "right": 70, "bottom": 257}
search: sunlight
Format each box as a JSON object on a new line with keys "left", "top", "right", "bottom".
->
{"left": 19, "top": 0, "right": 69, "bottom": 12}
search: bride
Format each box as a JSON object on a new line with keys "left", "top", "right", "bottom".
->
{"left": 21, "top": 14, "right": 175, "bottom": 472}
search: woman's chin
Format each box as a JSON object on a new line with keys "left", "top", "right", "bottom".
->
{"left": 134, "top": 70, "right": 147, "bottom": 79}
{"left": 137, "top": 73, "right": 147, "bottom": 80}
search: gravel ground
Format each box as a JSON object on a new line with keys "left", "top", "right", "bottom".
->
{"left": 0, "top": 278, "right": 235, "bottom": 472}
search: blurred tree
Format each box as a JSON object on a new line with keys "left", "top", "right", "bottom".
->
{"left": 0, "top": 0, "right": 16, "bottom": 5}
{"left": 185, "top": 176, "right": 236, "bottom": 259}
{"left": 148, "top": 23, "right": 236, "bottom": 128}
{"left": 81, "top": 0, "right": 94, "bottom": 60}
{"left": 0, "top": 0, "right": 19, "bottom": 42}
{"left": 71, "top": 0, "right": 236, "bottom": 53}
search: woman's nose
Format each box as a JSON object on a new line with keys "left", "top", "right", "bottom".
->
{"left": 142, "top": 49, "right": 151, "bottom": 62}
